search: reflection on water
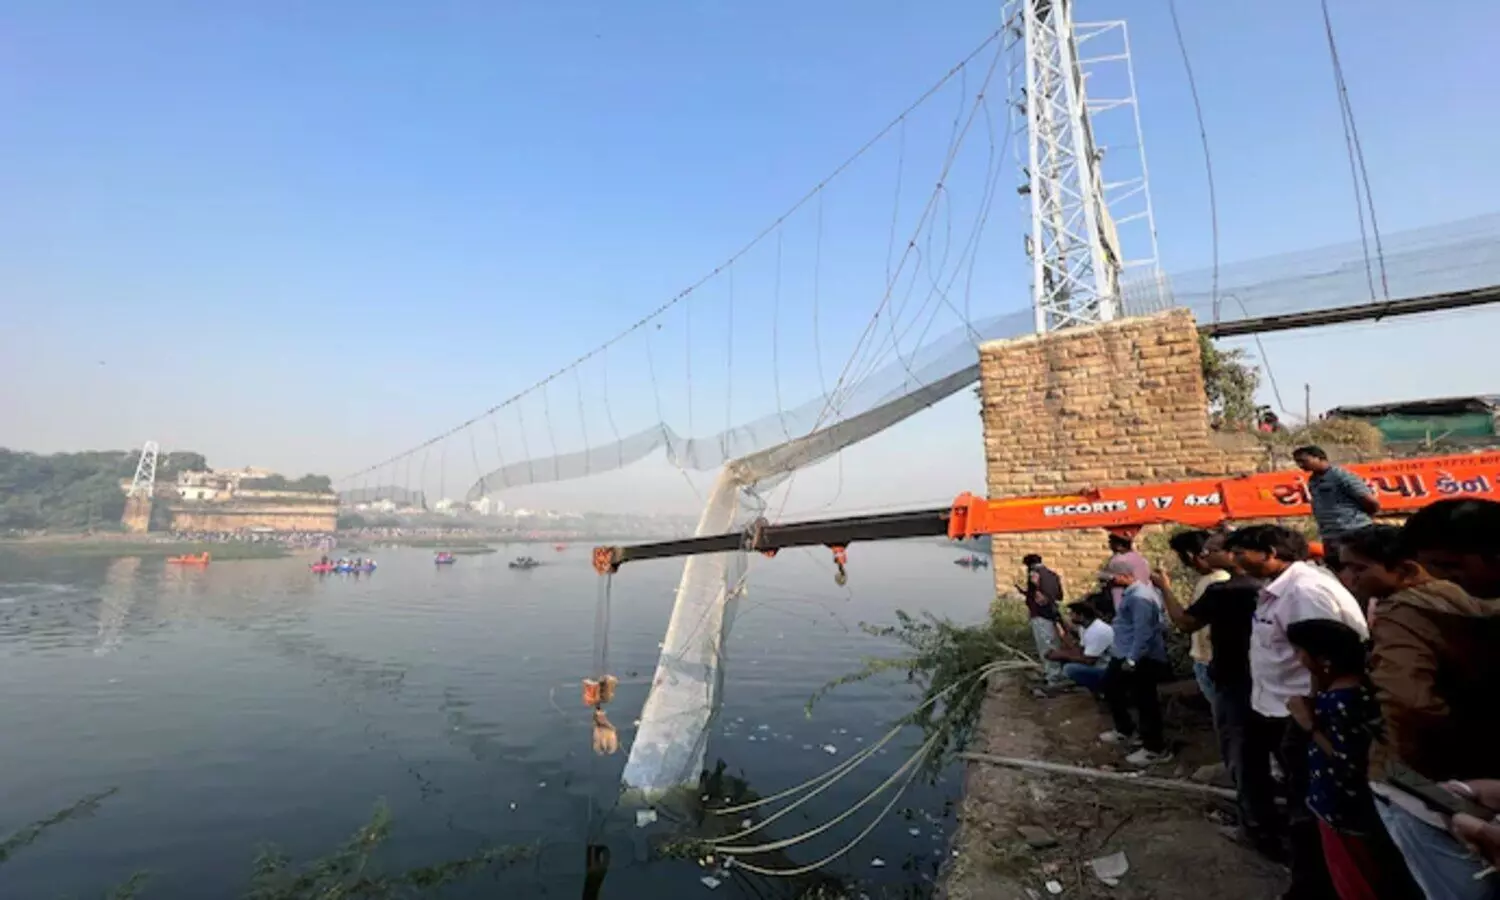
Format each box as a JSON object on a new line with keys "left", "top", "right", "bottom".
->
{"left": 0, "top": 542, "right": 992, "bottom": 898}
{"left": 95, "top": 557, "right": 140, "bottom": 655}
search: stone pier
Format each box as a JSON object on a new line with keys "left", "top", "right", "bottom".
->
{"left": 978, "top": 309, "right": 1261, "bottom": 596}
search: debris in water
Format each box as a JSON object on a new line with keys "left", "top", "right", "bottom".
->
{"left": 1044, "top": 880, "right": 1063, "bottom": 895}
{"left": 700, "top": 875, "right": 721, "bottom": 889}
{"left": 636, "top": 809, "right": 658, "bottom": 827}
{"left": 822, "top": 744, "right": 838, "bottom": 755}
{"left": 870, "top": 858, "right": 886, "bottom": 868}
{"left": 908, "top": 827, "right": 921, "bottom": 837}
{"left": 1089, "top": 851, "right": 1129, "bottom": 886}
{"left": 538, "top": 781, "right": 547, "bottom": 788}
{"left": 509, "top": 802, "right": 517, "bottom": 810}
{"left": 741, "top": 819, "right": 753, "bottom": 829}
{"left": 802, "top": 744, "right": 813, "bottom": 750}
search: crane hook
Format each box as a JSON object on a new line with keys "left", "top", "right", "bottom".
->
{"left": 829, "top": 545, "right": 848, "bottom": 586}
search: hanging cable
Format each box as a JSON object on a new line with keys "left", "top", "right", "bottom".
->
{"left": 488, "top": 415, "right": 509, "bottom": 489}
{"left": 723, "top": 262, "right": 735, "bottom": 458}
{"left": 573, "top": 366, "right": 591, "bottom": 476}
{"left": 600, "top": 349, "right": 625, "bottom": 469}
{"left": 516, "top": 404, "right": 535, "bottom": 485}
{"left": 772, "top": 35, "right": 1004, "bottom": 523}
{"left": 468, "top": 427, "right": 485, "bottom": 495}
{"left": 770, "top": 228, "right": 792, "bottom": 442}
{"left": 684, "top": 296, "right": 694, "bottom": 440}
{"left": 541, "top": 382, "right": 561, "bottom": 482}
{"left": 1321, "top": 0, "right": 1390, "bottom": 304}
{"left": 1165, "top": 0, "right": 1220, "bottom": 322}
{"left": 885, "top": 118, "right": 907, "bottom": 287}
{"left": 333, "top": 30, "right": 1004, "bottom": 489}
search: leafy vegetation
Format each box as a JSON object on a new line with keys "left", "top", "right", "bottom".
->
{"left": 806, "top": 602, "right": 1035, "bottom": 780}
{"left": 1, "top": 788, "right": 536, "bottom": 899}
{"left": 240, "top": 474, "right": 334, "bottom": 494}
{"left": 246, "top": 801, "right": 539, "bottom": 899}
{"left": 0, "top": 449, "right": 208, "bottom": 532}
{"left": 1199, "top": 334, "right": 1260, "bottom": 428}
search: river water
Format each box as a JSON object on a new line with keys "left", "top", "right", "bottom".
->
{"left": 0, "top": 541, "right": 994, "bottom": 898}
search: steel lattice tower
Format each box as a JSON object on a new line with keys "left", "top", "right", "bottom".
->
{"left": 1021, "top": 0, "right": 1161, "bottom": 332}
{"left": 128, "top": 441, "right": 159, "bottom": 498}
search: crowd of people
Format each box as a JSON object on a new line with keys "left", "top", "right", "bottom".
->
{"left": 1017, "top": 445, "right": 1500, "bottom": 900}
{"left": 170, "top": 529, "right": 336, "bottom": 550}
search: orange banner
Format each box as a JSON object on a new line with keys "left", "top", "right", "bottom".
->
{"left": 949, "top": 452, "right": 1500, "bottom": 537}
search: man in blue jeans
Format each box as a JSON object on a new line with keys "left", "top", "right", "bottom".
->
{"left": 1098, "top": 558, "right": 1172, "bottom": 766}
{"left": 1046, "top": 600, "right": 1113, "bottom": 693}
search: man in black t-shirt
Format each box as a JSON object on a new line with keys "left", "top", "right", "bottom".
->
{"left": 1155, "top": 532, "right": 1280, "bottom": 857}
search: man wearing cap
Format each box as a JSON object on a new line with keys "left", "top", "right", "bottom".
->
{"left": 1098, "top": 556, "right": 1173, "bottom": 765}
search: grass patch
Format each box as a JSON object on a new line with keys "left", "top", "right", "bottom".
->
{"left": 0, "top": 539, "right": 288, "bottom": 560}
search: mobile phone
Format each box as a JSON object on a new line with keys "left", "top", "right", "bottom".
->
{"left": 1385, "top": 762, "right": 1494, "bottom": 821}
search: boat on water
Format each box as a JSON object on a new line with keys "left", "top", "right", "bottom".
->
{"left": 554, "top": 543, "right": 568, "bottom": 552}
{"left": 508, "top": 556, "right": 540, "bottom": 570}
{"left": 953, "top": 554, "right": 989, "bottom": 569}
{"left": 310, "top": 563, "right": 334, "bottom": 573}
{"left": 434, "top": 552, "right": 457, "bottom": 565}
{"left": 167, "top": 552, "right": 211, "bottom": 566}
{"left": 336, "top": 562, "right": 377, "bottom": 573}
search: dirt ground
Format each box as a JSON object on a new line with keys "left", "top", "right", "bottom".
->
{"left": 938, "top": 675, "right": 1288, "bottom": 900}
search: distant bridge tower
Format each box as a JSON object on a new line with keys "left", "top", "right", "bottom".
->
{"left": 1021, "top": 0, "right": 1162, "bottom": 332}
{"left": 120, "top": 440, "right": 159, "bottom": 533}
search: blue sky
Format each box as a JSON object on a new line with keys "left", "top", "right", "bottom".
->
{"left": 3, "top": 0, "right": 1498, "bottom": 515}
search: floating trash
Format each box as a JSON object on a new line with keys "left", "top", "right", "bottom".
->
{"left": 1044, "top": 880, "right": 1063, "bottom": 895}
{"left": 908, "top": 827, "right": 920, "bottom": 837}
{"left": 822, "top": 744, "right": 838, "bottom": 755}
{"left": 636, "top": 809, "right": 658, "bottom": 827}
{"left": 870, "top": 858, "right": 886, "bottom": 868}
{"left": 701, "top": 875, "right": 721, "bottom": 889}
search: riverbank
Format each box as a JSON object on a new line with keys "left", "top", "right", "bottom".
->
{"left": 939, "top": 676, "right": 1287, "bottom": 899}
{"left": 0, "top": 536, "right": 290, "bottom": 560}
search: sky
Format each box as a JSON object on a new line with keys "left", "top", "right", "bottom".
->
{"left": 3, "top": 0, "right": 1499, "bottom": 516}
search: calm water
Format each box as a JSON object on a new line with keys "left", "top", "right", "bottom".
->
{"left": 0, "top": 541, "right": 993, "bottom": 898}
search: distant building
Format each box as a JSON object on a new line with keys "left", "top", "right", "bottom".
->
{"left": 1328, "top": 394, "right": 1500, "bottom": 449}
{"left": 131, "top": 466, "right": 338, "bottom": 533}
{"left": 470, "top": 496, "right": 505, "bottom": 516}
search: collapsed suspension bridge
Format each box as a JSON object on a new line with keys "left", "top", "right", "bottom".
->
{"left": 332, "top": 6, "right": 1500, "bottom": 873}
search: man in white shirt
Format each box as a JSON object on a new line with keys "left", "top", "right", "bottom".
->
{"left": 1046, "top": 600, "right": 1114, "bottom": 694}
{"left": 1226, "top": 524, "right": 1368, "bottom": 899}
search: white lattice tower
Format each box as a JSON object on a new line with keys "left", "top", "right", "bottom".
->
{"left": 1021, "top": 0, "right": 1125, "bottom": 332}
{"left": 128, "top": 441, "right": 159, "bottom": 499}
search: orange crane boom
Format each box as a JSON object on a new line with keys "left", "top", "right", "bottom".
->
{"left": 593, "top": 452, "right": 1500, "bottom": 576}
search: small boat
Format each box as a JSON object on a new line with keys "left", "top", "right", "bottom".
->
{"left": 508, "top": 556, "right": 540, "bottom": 570}
{"left": 434, "top": 552, "right": 457, "bottom": 566}
{"left": 310, "top": 563, "right": 334, "bottom": 573}
{"left": 336, "top": 563, "right": 377, "bottom": 573}
{"left": 554, "top": 543, "right": 568, "bottom": 552}
{"left": 953, "top": 555, "right": 989, "bottom": 569}
{"left": 167, "top": 552, "right": 211, "bottom": 566}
